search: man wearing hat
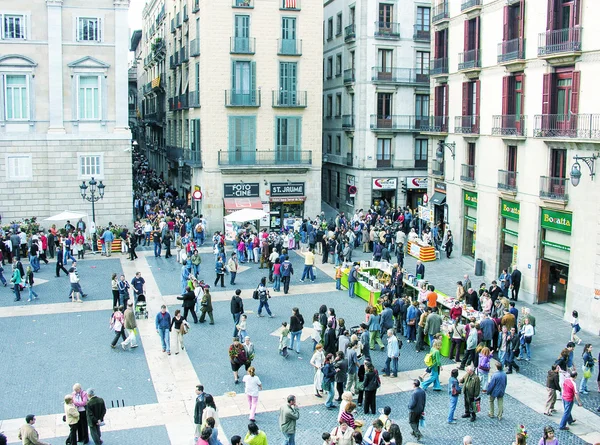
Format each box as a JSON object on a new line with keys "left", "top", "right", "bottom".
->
{"left": 86, "top": 389, "right": 106, "bottom": 445}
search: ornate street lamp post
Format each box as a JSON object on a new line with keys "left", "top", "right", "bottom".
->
{"left": 80, "top": 177, "right": 105, "bottom": 252}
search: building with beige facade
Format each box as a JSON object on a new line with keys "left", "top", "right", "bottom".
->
{"left": 423, "top": 0, "right": 600, "bottom": 329}
{"left": 321, "top": 0, "right": 432, "bottom": 215}
{"left": 0, "top": 0, "right": 133, "bottom": 226}
{"left": 138, "top": 0, "right": 323, "bottom": 231}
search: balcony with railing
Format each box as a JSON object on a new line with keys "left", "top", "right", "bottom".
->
{"left": 460, "top": 164, "right": 476, "bottom": 183}
{"left": 431, "top": 58, "right": 448, "bottom": 76}
{"left": 188, "top": 91, "right": 200, "bottom": 108}
{"left": 540, "top": 176, "right": 568, "bottom": 202}
{"left": 413, "top": 25, "right": 430, "bottom": 42}
{"left": 461, "top": 0, "right": 482, "bottom": 12}
{"left": 233, "top": 0, "right": 253, "bottom": 7}
{"left": 230, "top": 37, "right": 256, "bottom": 54}
{"left": 420, "top": 116, "right": 449, "bottom": 133}
{"left": 371, "top": 67, "right": 429, "bottom": 85}
{"left": 492, "top": 115, "right": 527, "bottom": 137}
{"left": 342, "top": 115, "right": 354, "bottom": 130}
{"left": 166, "top": 146, "right": 183, "bottom": 162}
{"left": 280, "top": 0, "right": 300, "bottom": 10}
{"left": 432, "top": 1, "right": 449, "bottom": 24}
{"left": 498, "top": 170, "right": 517, "bottom": 192}
{"left": 278, "top": 38, "right": 302, "bottom": 56}
{"left": 180, "top": 46, "right": 188, "bottom": 63}
{"left": 272, "top": 90, "right": 307, "bottom": 108}
{"left": 454, "top": 115, "right": 480, "bottom": 135}
{"left": 533, "top": 114, "right": 600, "bottom": 140}
{"left": 343, "top": 69, "right": 355, "bottom": 85}
{"left": 374, "top": 22, "right": 400, "bottom": 39}
{"left": 458, "top": 49, "right": 481, "bottom": 72}
{"left": 431, "top": 160, "right": 444, "bottom": 177}
{"left": 168, "top": 94, "right": 188, "bottom": 111}
{"left": 370, "top": 115, "right": 429, "bottom": 132}
{"left": 225, "top": 89, "right": 261, "bottom": 107}
{"left": 345, "top": 24, "right": 356, "bottom": 42}
{"left": 497, "top": 38, "right": 525, "bottom": 64}
{"left": 151, "top": 74, "right": 165, "bottom": 91}
{"left": 377, "top": 154, "right": 394, "bottom": 169}
{"left": 183, "top": 148, "right": 202, "bottom": 167}
{"left": 538, "top": 27, "right": 582, "bottom": 60}
{"left": 218, "top": 150, "right": 312, "bottom": 167}
{"left": 190, "top": 39, "right": 200, "bottom": 57}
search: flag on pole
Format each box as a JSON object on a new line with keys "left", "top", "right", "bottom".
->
{"left": 285, "top": 0, "right": 297, "bottom": 8}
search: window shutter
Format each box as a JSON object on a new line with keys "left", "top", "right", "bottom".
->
{"left": 231, "top": 60, "right": 236, "bottom": 90}
{"left": 462, "top": 81, "right": 469, "bottom": 117}
{"left": 570, "top": 71, "right": 580, "bottom": 115}
{"left": 249, "top": 118, "right": 256, "bottom": 152}
{"left": 443, "top": 83, "right": 449, "bottom": 129}
{"left": 519, "top": 0, "right": 525, "bottom": 39}
{"left": 250, "top": 61, "right": 256, "bottom": 103}
{"left": 502, "top": 76, "right": 510, "bottom": 116}
{"left": 546, "top": 0, "right": 555, "bottom": 31}
{"left": 541, "top": 73, "right": 552, "bottom": 115}
{"left": 475, "top": 80, "right": 481, "bottom": 125}
{"left": 502, "top": 6, "right": 509, "bottom": 42}
{"left": 474, "top": 17, "right": 480, "bottom": 54}
{"left": 572, "top": 0, "right": 580, "bottom": 27}
{"left": 463, "top": 19, "right": 469, "bottom": 51}
{"left": 434, "top": 31, "right": 440, "bottom": 59}
{"left": 98, "top": 17, "right": 103, "bottom": 42}
{"left": 228, "top": 117, "right": 235, "bottom": 152}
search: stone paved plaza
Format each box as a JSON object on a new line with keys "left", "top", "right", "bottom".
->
{"left": 0, "top": 242, "right": 599, "bottom": 445}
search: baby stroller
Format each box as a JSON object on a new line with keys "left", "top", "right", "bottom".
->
{"left": 135, "top": 294, "right": 148, "bottom": 319}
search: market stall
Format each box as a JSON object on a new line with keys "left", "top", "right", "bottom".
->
{"left": 340, "top": 261, "right": 396, "bottom": 306}
{"left": 407, "top": 240, "right": 437, "bottom": 262}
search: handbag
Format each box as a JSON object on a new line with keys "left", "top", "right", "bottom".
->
{"left": 583, "top": 366, "right": 592, "bottom": 379}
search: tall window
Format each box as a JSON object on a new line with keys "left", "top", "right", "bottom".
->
{"left": 377, "top": 93, "right": 392, "bottom": 118}
{"left": 2, "top": 14, "right": 27, "bottom": 39}
{"left": 335, "top": 54, "right": 342, "bottom": 76}
{"left": 378, "top": 3, "right": 393, "bottom": 26}
{"left": 327, "top": 17, "right": 333, "bottom": 39}
{"left": 326, "top": 57, "right": 333, "bottom": 78}
{"left": 550, "top": 148, "right": 566, "bottom": 178}
{"left": 78, "top": 76, "right": 100, "bottom": 120}
{"left": 326, "top": 95, "right": 333, "bottom": 117}
{"left": 281, "top": 17, "right": 297, "bottom": 54}
{"left": 228, "top": 116, "right": 256, "bottom": 163}
{"left": 276, "top": 117, "right": 301, "bottom": 162}
{"left": 507, "top": 145, "right": 518, "bottom": 172}
{"left": 327, "top": 134, "right": 332, "bottom": 153}
{"left": 336, "top": 12, "right": 343, "bottom": 35}
{"left": 416, "top": 51, "right": 430, "bottom": 75}
{"left": 414, "top": 139, "right": 428, "bottom": 168}
{"left": 4, "top": 74, "right": 29, "bottom": 120}
{"left": 77, "top": 17, "right": 102, "bottom": 42}
{"left": 377, "top": 138, "right": 392, "bottom": 167}
{"left": 335, "top": 93, "right": 342, "bottom": 116}
{"left": 467, "top": 142, "right": 476, "bottom": 166}
{"left": 231, "top": 60, "right": 256, "bottom": 105}
{"left": 233, "top": 15, "right": 250, "bottom": 52}
{"left": 336, "top": 171, "right": 341, "bottom": 198}
{"left": 336, "top": 135, "right": 341, "bottom": 154}
{"left": 415, "top": 94, "right": 429, "bottom": 127}
{"left": 279, "top": 62, "right": 297, "bottom": 105}
{"left": 378, "top": 49, "right": 392, "bottom": 72}
{"left": 416, "top": 7, "right": 430, "bottom": 32}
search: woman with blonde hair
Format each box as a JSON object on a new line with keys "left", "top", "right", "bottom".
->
{"left": 478, "top": 346, "right": 492, "bottom": 391}
{"left": 242, "top": 366, "right": 262, "bottom": 422}
{"left": 64, "top": 394, "right": 79, "bottom": 445}
{"left": 310, "top": 343, "right": 326, "bottom": 397}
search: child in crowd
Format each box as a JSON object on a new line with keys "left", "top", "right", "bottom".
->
{"left": 322, "top": 432, "right": 334, "bottom": 445}
{"left": 236, "top": 314, "right": 247, "bottom": 342}
{"left": 570, "top": 310, "right": 582, "bottom": 345}
{"left": 279, "top": 321, "right": 290, "bottom": 358}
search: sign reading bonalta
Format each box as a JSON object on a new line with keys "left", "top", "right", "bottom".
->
{"left": 540, "top": 209, "right": 572, "bottom": 235}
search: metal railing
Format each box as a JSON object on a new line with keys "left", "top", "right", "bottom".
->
{"left": 166, "top": 146, "right": 183, "bottom": 161}
{"left": 183, "top": 149, "right": 202, "bottom": 167}
{"left": 230, "top": 37, "right": 256, "bottom": 54}
{"left": 461, "top": 0, "right": 481, "bottom": 11}
{"left": 454, "top": 115, "right": 480, "bottom": 134}
{"left": 188, "top": 91, "right": 200, "bottom": 108}
{"left": 431, "top": 58, "right": 448, "bottom": 75}
{"left": 272, "top": 90, "right": 307, "bottom": 107}
{"left": 345, "top": 24, "right": 356, "bottom": 42}
{"left": 370, "top": 115, "right": 429, "bottom": 131}
{"left": 278, "top": 38, "right": 302, "bottom": 56}
{"left": 431, "top": 160, "right": 444, "bottom": 177}
{"left": 371, "top": 67, "right": 429, "bottom": 85}
{"left": 377, "top": 155, "right": 394, "bottom": 168}
{"left": 492, "top": 115, "right": 526, "bottom": 137}
{"left": 225, "top": 89, "right": 261, "bottom": 107}
{"left": 460, "top": 164, "right": 476, "bottom": 183}
{"left": 374, "top": 22, "right": 400, "bottom": 39}
{"left": 538, "top": 27, "right": 582, "bottom": 56}
{"left": 280, "top": 0, "right": 300, "bottom": 10}
{"left": 539, "top": 176, "right": 568, "bottom": 201}
{"left": 458, "top": 49, "right": 481, "bottom": 70}
{"left": 343, "top": 69, "right": 355, "bottom": 84}
{"left": 413, "top": 25, "right": 430, "bottom": 42}
{"left": 420, "top": 116, "right": 449, "bottom": 133}
{"left": 497, "top": 38, "right": 525, "bottom": 63}
{"left": 432, "top": 1, "right": 449, "bottom": 23}
{"left": 218, "top": 150, "right": 312, "bottom": 166}
{"left": 342, "top": 115, "right": 354, "bottom": 129}
{"left": 190, "top": 39, "right": 200, "bottom": 57}
{"left": 533, "top": 114, "right": 600, "bottom": 139}
{"left": 498, "top": 170, "right": 517, "bottom": 192}
{"left": 232, "top": 0, "right": 253, "bottom": 7}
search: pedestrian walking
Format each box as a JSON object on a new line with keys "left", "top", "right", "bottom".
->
{"left": 478, "top": 347, "right": 492, "bottom": 392}
{"left": 544, "top": 364, "right": 561, "bottom": 416}
{"left": 346, "top": 341, "right": 359, "bottom": 393}
{"left": 447, "top": 368, "right": 461, "bottom": 424}
{"left": 229, "top": 338, "right": 247, "bottom": 384}
{"left": 24, "top": 266, "right": 39, "bottom": 302}
{"left": 194, "top": 385, "right": 207, "bottom": 443}
{"left": 198, "top": 287, "right": 214, "bottom": 325}
{"left": 169, "top": 309, "right": 188, "bottom": 354}
{"left": 155, "top": 305, "right": 172, "bottom": 355}
{"left": 111, "top": 273, "right": 119, "bottom": 308}
{"left": 243, "top": 366, "right": 262, "bottom": 422}
{"left": 559, "top": 371, "right": 582, "bottom": 430}
{"left": 243, "top": 336, "right": 255, "bottom": 371}
{"left": 281, "top": 257, "right": 294, "bottom": 294}
{"left": 64, "top": 394, "right": 79, "bottom": 445}
{"left": 289, "top": 307, "right": 304, "bottom": 353}
{"left": 117, "top": 274, "right": 130, "bottom": 308}
{"left": 236, "top": 314, "right": 248, "bottom": 342}
{"left": 86, "top": 388, "right": 106, "bottom": 445}
{"left": 257, "top": 277, "right": 274, "bottom": 318}
{"left": 421, "top": 339, "right": 443, "bottom": 391}
{"left": 178, "top": 286, "right": 198, "bottom": 323}
{"left": 214, "top": 256, "right": 225, "bottom": 288}
{"left": 367, "top": 307, "right": 385, "bottom": 351}
{"left": 279, "top": 322, "right": 290, "bottom": 358}
{"left": 310, "top": 344, "right": 326, "bottom": 397}
{"left": 506, "top": 327, "right": 521, "bottom": 373}
{"left": 18, "top": 415, "right": 50, "bottom": 445}
{"left": 110, "top": 306, "right": 126, "bottom": 349}
{"left": 121, "top": 301, "right": 139, "bottom": 349}
{"left": 334, "top": 351, "right": 348, "bottom": 401}
{"left": 231, "top": 289, "right": 244, "bottom": 339}
{"left": 408, "top": 379, "right": 426, "bottom": 441}
{"left": 580, "top": 343, "right": 594, "bottom": 394}
{"left": 487, "top": 362, "right": 507, "bottom": 420}
{"left": 382, "top": 329, "right": 399, "bottom": 377}
{"left": 69, "top": 268, "right": 83, "bottom": 303}
{"left": 227, "top": 252, "right": 238, "bottom": 285}
{"left": 131, "top": 272, "right": 146, "bottom": 304}
{"left": 10, "top": 260, "right": 22, "bottom": 302}
{"left": 300, "top": 247, "right": 316, "bottom": 282}
{"left": 363, "top": 361, "right": 380, "bottom": 415}
{"left": 459, "top": 323, "right": 478, "bottom": 369}
{"left": 279, "top": 395, "right": 300, "bottom": 445}
{"left": 72, "top": 384, "right": 90, "bottom": 444}
{"left": 244, "top": 422, "right": 268, "bottom": 445}
{"left": 272, "top": 257, "right": 282, "bottom": 291}
{"left": 460, "top": 366, "right": 481, "bottom": 422}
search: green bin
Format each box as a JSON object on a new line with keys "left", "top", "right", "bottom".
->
{"left": 440, "top": 334, "right": 451, "bottom": 357}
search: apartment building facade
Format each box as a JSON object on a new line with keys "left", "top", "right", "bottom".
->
{"left": 0, "top": 0, "right": 133, "bottom": 226}
{"left": 321, "top": 0, "right": 432, "bottom": 215}
{"left": 139, "top": 0, "right": 323, "bottom": 230}
{"left": 424, "top": 0, "right": 600, "bottom": 328}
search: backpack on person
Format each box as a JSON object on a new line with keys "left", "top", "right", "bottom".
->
{"left": 424, "top": 353, "right": 434, "bottom": 367}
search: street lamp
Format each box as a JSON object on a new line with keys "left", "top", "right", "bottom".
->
{"left": 436, "top": 140, "right": 456, "bottom": 161}
{"left": 570, "top": 153, "right": 598, "bottom": 187}
{"left": 80, "top": 177, "right": 105, "bottom": 252}
{"left": 178, "top": 156, "right": 185, "bottom": 196}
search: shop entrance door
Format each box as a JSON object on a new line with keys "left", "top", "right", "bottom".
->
{"left": 537, "top": 259, "right": 569, "bottom": 306}
{"left": 499, "top": 243, "right": 513, "bottom": 276}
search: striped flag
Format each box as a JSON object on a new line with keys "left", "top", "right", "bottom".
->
{"left": 285, "top": 0, "right": 297, "bottom": 8}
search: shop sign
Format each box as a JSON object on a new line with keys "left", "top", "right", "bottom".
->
{"left": 512, "top": 245, "right": 518, "bottom": 265}
{"left": 463, "top": 190, "right": 478, "bottom": 209}
{"left": 418, "top": 205, "right": 433, "bottom": 223}
{"left": 501, "top": 200, "right": 520, "bottom": 221}
{"left": 540, "top": 209, "right": 572, "bottom": 235}
{"left": 224, "top": 183, "right": 259, "bottom": 198}
{"left": 372, "top": 178, "right": 397, "bottom": 190}
{"left": 542, "top": 239, "right": 571, "bottom": 252}
{"left": 434, "top": 181, "right": 446, "bottom": 193}
{"left": 407, "top": 177, "right": 428, "bottom": 189}
{"left": 270, "top": 182, "right": 305, "bottom": 197}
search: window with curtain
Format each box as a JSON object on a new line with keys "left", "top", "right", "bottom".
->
{"left": 276, "top": 117, "right": 301, "bottom": 162}
{"left": 5, "top": 74, "right": 29, "bottom": 120}
{"left": 78, "top": 76, "right": 100, "bottom": 120}
{"left": 377, "top": 138, "right": 392, "bottom": 160}
{"left": 414, "top": 139, "right": 428, "bottom": 168}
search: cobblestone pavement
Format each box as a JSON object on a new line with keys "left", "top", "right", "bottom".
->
{"left": 6, "top": 425, "right": 170, "bottom": 445}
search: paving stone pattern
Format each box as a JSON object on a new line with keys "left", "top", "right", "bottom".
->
{"left": 7, "top": 425, "right": 170, "bottom": 445}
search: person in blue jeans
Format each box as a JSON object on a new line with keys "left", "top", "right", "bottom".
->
{"left": 447, "top": 368, "right": 461, "bottom": 424}
{"left": 517, "top": 318, "right": 534, "bottom": 361}
{"left": 279, "top": 395, "right": 300, "bottom": 445}
{"left": 347, "top": 265, "right": 358, "bottom": 298}
{"left": 421, "top": 340, "right": 443, "bottom": 391}
{"left": 382, "top": 329, "right": 399, "bottom": 377}
{"left": 322, "top": 354, "right": 337, "bottom": 409}
{"left": 559, "top": 371, "right": 582, "bottom": 430}
{"left": 289, "top": 307, "right": 304, "bottom": 354}
{"left": 153, "top": 230, "right": 162, "bottom": 257}
{"left": 155, "top": 305, "right": 172, "bottom": 354}
{"left": 272, "top": 258, "right": 282, "bottom": 291}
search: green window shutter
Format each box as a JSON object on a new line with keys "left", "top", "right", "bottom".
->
{"left": 250, "top": 61, "right": 257, "bottom": 104}
{"left": 248, "top": 117, "right": 256, "bottom": 152}
{"left": 228, "top": 116, "right": 236, "bottom": 152}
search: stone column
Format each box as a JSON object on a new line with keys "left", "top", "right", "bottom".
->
{"left": 47, "top": 0, "right": 65, "bottom": 133}
{"left": 114, "top": 0, "right": 131, "bottom": 133}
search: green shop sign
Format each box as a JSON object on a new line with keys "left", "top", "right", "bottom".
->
{"left": 464, "top": 190, "right": 478, "bottom": 208}
{"left": 542, "top": 240, "right": 571, "bottom": 252}
{"left": 540, "top": 209, "right": 572, "bottom": 235}
{"left": 501, "top": 200, "right": 520, "bottom": 221}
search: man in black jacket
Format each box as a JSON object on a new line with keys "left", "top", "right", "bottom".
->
{"left": 408, "top": 379, "right": 426, "bottom": 440}
{"left": 230, "top": 289, "right": 244, "bottom": 339}
{"left": 86, "top": 389, "right": 106, "bottom": 445}
{"left": 510, "top": 266, "right": 522, "bottom": 301}
{"left": 194, "top": 385, "right": 207, "bottom": 442}
{"left": 506, "top": 327, "right": 521, "bottom": 373}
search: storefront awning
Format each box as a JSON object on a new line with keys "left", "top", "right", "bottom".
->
{"left": 269, "top": 196, "right": 306, "bottom": 203}
{"left": 223, "top": 197, "right": 263, "bottom": 213}
{"left": 430, "top": 192, "right": 446, "bottom": 206}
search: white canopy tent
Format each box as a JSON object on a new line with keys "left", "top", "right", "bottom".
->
{"left": 223, "top": 208, "right": 267, "bottom": 223}
{"left": 44, "top": 210, "right": 88, "bottom": 222}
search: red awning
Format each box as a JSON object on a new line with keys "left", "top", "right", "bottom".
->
{"left": 223, "top": 197, "right": 263, "bottom": 213}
